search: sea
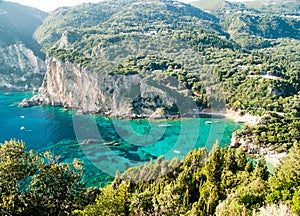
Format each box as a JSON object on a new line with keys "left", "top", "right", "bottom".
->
{"left": 0, "top": 92, "right": 243, "bottom": 187}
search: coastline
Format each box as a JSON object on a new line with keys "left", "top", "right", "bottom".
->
{"left": 19, "top": 94, "right": 260, "bottom": 124}
{"left": 17, "top": 93, "right": 288, "bottom": 168}
{"left": 199, "top": 109, "right": 260, "bottom": 126}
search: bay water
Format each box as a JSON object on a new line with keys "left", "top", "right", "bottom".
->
{"left": 0, "top": 92, "right": 242, "bottom": 187}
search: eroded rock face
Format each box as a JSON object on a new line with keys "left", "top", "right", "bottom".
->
{"left": 0, "top": 43, "right": 46, "bottom": 91}
{"left": 230, "top": 131, "right": 261, "bottom": 154}
{"left": 34, "top": 57, "right": 195, "bottom": 117}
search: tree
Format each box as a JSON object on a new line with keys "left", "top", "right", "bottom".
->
{"left": 253, "top": 158, "right": 269, "bottom": 181}
{"left": 266, "top": 144, "right": 300, "bottom": 214}
{"left": 0, "top": 139, "right": 36, "bottom": 215}
{"left": 235, "top": 147, "right": 247, "bottom": 171}
{"left": 197, "top": 142, "right": 224, "bottom": 215}
{"left": 77, "top": 182, "right": 132, "bottom": 216}
{"left": 292, "top": 189, "right": 300, "bottom": 214}
{"left": 28, "top": 154, "right": 84, "bottom": 215}
{"left": 204, "top": 142, "right": 224, "bottom": 184}
{"left": 224, "top": 148, "right": 238, "bottom": 173}
{"left": 0, "top": 140, "right": 85, "bottom": 215}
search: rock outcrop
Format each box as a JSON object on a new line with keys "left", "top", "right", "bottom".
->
{"left": 0, "top": 1, "right": 47, "bottom": 91}
{"left": 0, "top": 43, "right": 46, "bottom": 91}
{"left": 230, "top": 131, "right": 260, "bottom": 154}
{"left": 23, "top": 57, "right": 196, "bottom": 118}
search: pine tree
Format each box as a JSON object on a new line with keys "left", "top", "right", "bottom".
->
{"left": 253, "top": 158, "right": 269, "bottom": 181}
{"left": 236, "top": 147, "right": 247, "bottom": 171}
{"left": 204, "top": 142, "right": 224, "bottom": 184}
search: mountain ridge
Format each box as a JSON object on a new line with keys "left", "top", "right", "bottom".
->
{"left": 21, "top": 0, "right": 299, "bottom": 119}
{"left": 34, "top": 0, "right": 220, "bottom": 51}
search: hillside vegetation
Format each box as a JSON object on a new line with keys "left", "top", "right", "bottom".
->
{"left": 34, "top": 0, "right": 300, "bottom": 119}
{"left": 1, "top": 140, "right": 299, "bottom": 215}
{"left": 0, "top": 1, "right": 47, "bottom": 91}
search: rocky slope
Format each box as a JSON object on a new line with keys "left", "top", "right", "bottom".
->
{"left": 0, "top": 43, "right": 46, "bottom": 91}
{"left": 22, "top": 57, "right": 196, "bottom": 118}
{"left": 0, "top": 1, "right": 47, "bottom": 91}
{"left": 22, "top": 0, "right": 222, "bottom": 116}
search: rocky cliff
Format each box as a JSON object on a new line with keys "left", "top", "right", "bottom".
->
{"left": 0, "top": 1, "right": 47, "bottom": 91}
{"left": 23, "top": 57, "right": 196, "bottom": 118}
{"left": 0, "top": 43, "right": 46, "bottom": 91}
{"left": 22, "top": 0, "right": 225, "bottom": 116}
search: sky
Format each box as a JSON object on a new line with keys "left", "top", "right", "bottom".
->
{"left": 4, "top": 0, "right": 252, "bottom": 12}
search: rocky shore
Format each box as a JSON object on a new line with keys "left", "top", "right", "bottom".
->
{"left": 19, "top": 93, "right": 183, "bottom": 120}
{"left": 19, "top": 93, "right": 260, "bottom": 123}
{"left": 230, "top": 130, "right": 288, "bottom": 168}
{"left": 19, "top": 94, "right": 50, "bottom": 107}
{"left": 199, "top": 110, "right": 285, "bottom": 166}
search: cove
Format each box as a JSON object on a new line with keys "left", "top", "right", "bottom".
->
{"left": 0, "top": 92, "right": 243, "bottom": 187}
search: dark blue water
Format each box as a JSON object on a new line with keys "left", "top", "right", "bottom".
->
{"left": 0, "top": 92, "right": 242, "bottom": 187}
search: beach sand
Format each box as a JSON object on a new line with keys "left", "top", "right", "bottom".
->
{"left": 199, "top": 109, "right": 260, "bottom": 126}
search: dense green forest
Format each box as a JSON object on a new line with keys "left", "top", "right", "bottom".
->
{"left": 1, "top": 139, "right": 299, "bottom": 215}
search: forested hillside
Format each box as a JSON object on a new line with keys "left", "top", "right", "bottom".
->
{"left": 29, "top": 0, "right": 299, "bottom": 121}
{"left": 34, "top": 0, "right": 300, "bottom": 115}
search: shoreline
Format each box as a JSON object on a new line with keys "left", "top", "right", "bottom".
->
{"left": 18, "top": 93, "right": 286, "bottom": 167}
{"left": 19, "top": 94, "right": 260, "bottom": 124}
{"left": 199, "top": 109, "right": 260, "bottom": 126}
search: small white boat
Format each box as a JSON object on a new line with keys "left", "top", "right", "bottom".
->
{"left": 20, "top": 116, "right": 25, "bottom": 119}
{"left": 158, "top": 123, "right": 172, "bottom": 127}
{"left": 173, "top": 150, "right": 180, "bottom": 154}
{"left": 20, "top": 126, "right": 26, "bottom": 131}
{"left": 205, "top": 121, "right": 213, "bottom": 124}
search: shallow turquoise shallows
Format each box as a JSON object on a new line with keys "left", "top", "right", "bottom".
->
{"left": 0, "top": 92, "right": 242, "bottom": 187}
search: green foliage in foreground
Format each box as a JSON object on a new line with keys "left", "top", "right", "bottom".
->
{"left": 1, "top": 140, "right": 299, "bottom": 215}
{"left": 267, "top": 145, "right": 300, "bottom": 213}
{"left": 0, "top": 140, "right": 85, "bottom": 216}
{"left": 77, "top": 143, "right": 300, "bottom": 216}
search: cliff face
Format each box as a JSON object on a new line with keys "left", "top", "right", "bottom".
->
{"left": 0, "top": 43, "right": 46, "bottom": 91}
{"left": 0, "top": 1, "right": 47, "bottom": 91}
{"left": 36, "top": 57, "right": 194, "bottom": 117}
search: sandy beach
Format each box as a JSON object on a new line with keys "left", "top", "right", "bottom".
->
{"left": 224, "top": 110, "right": 261, "bottom": 126}
{"left": 199, "top": 109, "right": 261, "bottom": 126}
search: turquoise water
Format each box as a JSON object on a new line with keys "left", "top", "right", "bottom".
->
{"left": 0, "top": 92, "right": 242, "bottom": 187}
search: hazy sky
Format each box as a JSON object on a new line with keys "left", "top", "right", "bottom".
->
{"left": 4, "top": 0, "right": 252, "bottom": 12}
